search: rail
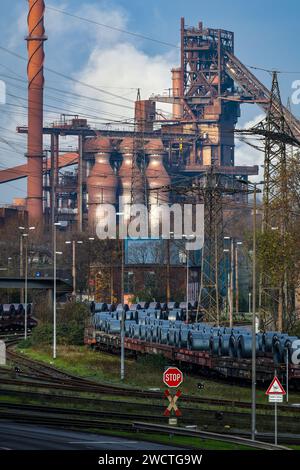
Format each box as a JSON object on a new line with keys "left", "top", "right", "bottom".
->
{"left": 133, "top": 422, "right": 291, "bottom": 451}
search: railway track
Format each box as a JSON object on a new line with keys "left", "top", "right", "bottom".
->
{"left": 1, "top": 338, "right": 300, "bottom": 446}
{"left": 3, "top": 341, "right": 300, "bottom": 414}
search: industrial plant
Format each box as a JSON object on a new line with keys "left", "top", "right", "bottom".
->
{"left": 0, "top": 0, "right": 300, "bottom": 455}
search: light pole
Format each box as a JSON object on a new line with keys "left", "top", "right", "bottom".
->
{"left": 53, "top": 222, "right": 61, "bottom": 360}
{"left": 251, "top": 183, "right": 257, "bottom": 441}
{"left": 65, "top": 239, "right": 83, "bottom": 298}
{"left": 251, "top": 180, "right": 264, "bottom": 441}
{"left": 88, "top": 237, "right": 95, "bottom": 301}
{"left": 248, "top": 292, "right": 252, "bottom": 314}
{"left": 235, "top": 241, "right": 243, "bottom": 315}
{"left": 183, "top": 235, "right": 194, "bottom": 323}
{"left": 19, "top": 226, "right": 35, "bottom": 339}
{"left": 224, "top": 236, "right": 233, "bottom": 327}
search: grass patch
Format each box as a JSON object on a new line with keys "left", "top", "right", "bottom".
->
{"left": 85, "top": 429, "right": 255, "bottom": 450}
{"left": 16, "top": 344, "right": 300, "bottom": 406}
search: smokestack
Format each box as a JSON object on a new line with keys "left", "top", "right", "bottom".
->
{"left": 26, "top": 0, "right": 47, "bottom": 226}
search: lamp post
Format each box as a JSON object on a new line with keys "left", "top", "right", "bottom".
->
{"left": 19, "top": 226, "right": 35, "bottom": 339}
{"left": 53, "top": 222, "right": 61, "bottom": 360}
{"left": 88, "top": 237, "right": 95, "bottom": 301}
{"left": 116, "top": 211, "right": 125, "bottom": 380}
{"left": 251, "top": 180, "right": 264, "bottom": 441}
{"left": 183, "top": 235, "right": 194, "bottom": 323}
{"left": 235, "top": 241, "right": 243, "bottom": 315}
{"left": 65, "top": 239, "right": 83, "bottom": 298}
{"left": 224, "top": 236, "right": 233, "bottom": 327}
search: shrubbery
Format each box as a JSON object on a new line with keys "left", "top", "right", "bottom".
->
{"left": 21, "top": 302, "right": 89, "bottom": 348}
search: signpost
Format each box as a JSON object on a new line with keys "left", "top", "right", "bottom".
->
{"left": 163, "top": 366, "right": 183, "bottom": 388}
{"left": 266, "top": 376, "right": 286, "bottom": 445}
{"left": 163, "top": 367, "right": 183, "bottom": 425}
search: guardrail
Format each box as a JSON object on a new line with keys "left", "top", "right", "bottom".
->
{"left": 133, "top": 422, "right": 291, "bottom": 451}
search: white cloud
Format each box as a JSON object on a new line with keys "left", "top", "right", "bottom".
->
{"left": 235, "top": 113, "right": 265, "bottom": 182}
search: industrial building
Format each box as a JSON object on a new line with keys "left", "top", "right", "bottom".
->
{"left": 1, "top": 1, "right": 300, "bottom": 315}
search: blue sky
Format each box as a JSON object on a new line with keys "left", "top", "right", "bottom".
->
{"left": 0, "top": 0, "right": 300, "bottom": 202}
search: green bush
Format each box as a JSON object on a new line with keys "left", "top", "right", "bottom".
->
{"left": 25, "top": 302, "right": 90, "bottom": 347}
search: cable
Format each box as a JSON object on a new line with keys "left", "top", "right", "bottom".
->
{"left": 0, "top": 45, "right": 135, "bottom": 105}
{"left": 247, "top": 64, "right": 300, "bottom": 75}
{"left": 47, "top": 5, "right": 179, "bottom": 49}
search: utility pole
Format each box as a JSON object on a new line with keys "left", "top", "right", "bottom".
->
{"left": 230, "top": 237, "right": 234, "bottom": 327}
{"left": 235, "top": 243, "right": 239, "bottom": 315}
{"left": 251, "top": 183, "right": 257, "bottom": 441}
{"left": 120, "top": 309, "right": 125, "bottom": 381}
{"left": 186, "top": 249, "right": 189, "bottom": 323}
{"left": 166, "top": 238, "right": 171, "bottom": 303}
{"left": 19, "top": 232, "right": 24, "bottom": 303}
{"left": 24, "top": 235, "right": 28, "bottom": 340}
{"left": 72, "top": 240, "right": 76, "bottom": 297}
{"left": 53, "top": 222, "right": 62, "bottom": 359}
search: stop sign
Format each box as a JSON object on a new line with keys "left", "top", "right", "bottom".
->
{"left": 163, "top": 367, "right": 183, "bottom": 388}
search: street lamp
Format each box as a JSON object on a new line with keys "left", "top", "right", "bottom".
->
{"left": 251, "top": 180, "right": 264, "bottom": 441}
{"left": 223, "top": 237, "right": 233, "bottom": 327}
{"left": 235, "top": 241, "right": 243, "bottom": 315}
{"left": 65, "top": 239, "right": 83, "bottom": 298}
{"left": 19, "top": 226, "right": 35, "bottom": 339}
{"left": 88, "top": 238, "right": 95, "bottom": 301}
{"left": 53, "top": 222, "right": 61, "bottom": 359}
{"left": 183, "top": 235, "right": 194, "bottom": 323}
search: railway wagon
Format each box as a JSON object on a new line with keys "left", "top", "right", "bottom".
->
{"left": 85, "top": 301, "right": 300, "bottom": 388}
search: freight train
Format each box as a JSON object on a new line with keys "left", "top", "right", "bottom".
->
{"left": 0, "top": 304, "right": 37, "bottom": 332}
{"left": 85, "top": 301, "right": 300, "bottom": 388}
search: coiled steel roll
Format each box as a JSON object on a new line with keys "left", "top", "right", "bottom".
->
{"left": 219, "top": 334, "right": 232, "bottom": 356}
{"left": 90, "top": 302, "right": 108, "bottom": 314}
{"left": 146, "top": 326, "right": 152, "bottom": 342}
{"left": 131, "top": 324, "right": 140, "bottom": 339}
{"left": 210, "top": 335, "right": 221, "bottom": 356}
{"left": 151, "top": 325, "right": 159, "bottom": 343}
{"left": 229, "top": 335, "right": 237, "bottom": 357}
{"left": 237, "top": 334, "right": 259, "bottom": 359}
{"left": 168, "top": 328, "right": 180, "bottom": 346}
{"left": 262, "top": 332, "right": 277, "bottom": 353}
{"left": 107, "top": 320, "right": 121, "bottom": 334}
{"left": 178, "top": 329, "right": 189, "bottom": 348}
{"left": 125, "top": 321, "right": 135, "bottom": 337}
{"left": 130, "top": 304, "right": 141, "bottom": 311}
{"left": 188, "top": 331, "right": 211, "bottom": 351}
{"left": 159, "top": 327, "right": 169, "bottom": 344}
{"left": 139, "top": 325, "right": 147, "bottom": 340}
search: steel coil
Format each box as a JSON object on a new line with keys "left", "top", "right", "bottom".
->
{"left": 178, "top": 329, "right": 189, "bottom": 348}
{"left": 210, "top": 335, "right": 221, "bottom": 356}
{"left": 159, "top": 327, "right": 169, "bottom": 344}
{"left": 107, "top": 320, "right": 121, "bottom": 334}
{"left": 168, "top": 328, "right": 180, "bottom": 346}
{"left": 188, "top": 332, "right": 211, "bottom": 351}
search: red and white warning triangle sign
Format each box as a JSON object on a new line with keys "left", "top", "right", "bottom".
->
{"left": 266, "top": 376, "right": 286, "bottom": 395}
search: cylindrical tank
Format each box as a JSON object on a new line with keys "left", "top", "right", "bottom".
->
{"left": 145, "top": 139, "right": 170, "bottom": 234}
{"left": 87, "top": 137, "right": 117, "bottom": 231}
{"left": 119, "top": 138, "right": 144, "bottom": 210}
{"left": 171, "top": 68, "right": 183, "bottom": 119}
{"left": 145, "top": 139, "right": 170, "bottom": 205}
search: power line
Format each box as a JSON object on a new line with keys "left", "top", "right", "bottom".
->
{"left": 247, "top": 64, "right": 300, "bottom": 75}
{"left": 47, "top": 5, "right": 179, "bottom": 49}
{"left": 0, "top": 45, "right": 135, "bottom": 104}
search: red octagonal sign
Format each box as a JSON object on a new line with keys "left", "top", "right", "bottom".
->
{"left": 163, "top": 367, "right": 183, "bottom": 388}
